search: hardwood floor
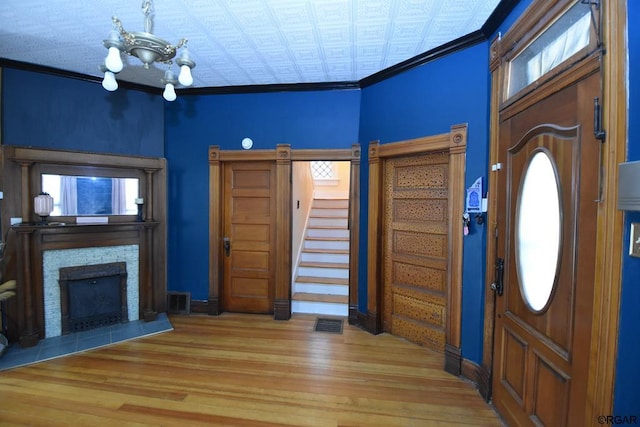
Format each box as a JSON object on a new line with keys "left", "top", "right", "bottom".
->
{"left": 0, "top": 313, "right": 502, "bottom": 426}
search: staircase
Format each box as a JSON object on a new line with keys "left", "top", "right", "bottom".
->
{"left": 292, "top": 198, "right": 349, "bottom": 317}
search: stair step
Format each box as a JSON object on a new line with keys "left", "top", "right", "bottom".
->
{"left": 304, "top": 240, "right": 350, "bottom": 250}
{"left": 308, "top": 218, "right": 348, "bottom": 228}
{"left": 298, "top": 266, "right": 348, "bottom": 279}
{"left": 292, "top": 292, "right": 349, "bottom": 304}
{"left": 299, "top": 261, "right": 349, "bottom": 269}
{"left": 301, "top": 251, "right": 349, "bottom": 264}
{"left": 307, "top": 228, "right": 349, "bottom": 238}
{"left": 308, "top": 225, "right": 348, "bottom": 230}
{"left": 311, "top": 208, "right": 348, "bottom": 218}
{"left": 296, "top": 276, "right": 349, "bottom": 285}
{"left": 310, "top": 213, "right": 348, "bottom": 218}
{"left": 291, "top": 300, "right": 348, "bottom": 317}
{"left": 305, "top": 235, "right": 349, "bottom": 241}
{"left": 313, "top": 199, "right": 349, "bottom": 209}
{"left": 303, "top": 248, "right": 349, "bottom": 254}
{"left": 293, "top": 282, "right": 349, "bottom": 295}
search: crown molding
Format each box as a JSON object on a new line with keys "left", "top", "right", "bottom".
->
{"left": 0, "top": 58, "right": 157, "bottom": 94}
{"left": 180, "top": 81, "right": 360, "bottom": 95}
{"left": 481, "top": 0, "right": 522, "bottom": 38}
{"left": 358, "top": 30, "right": 486, "bottom": 88}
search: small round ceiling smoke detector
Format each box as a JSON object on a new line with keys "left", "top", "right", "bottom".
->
{"left": 241, "top": 137, "right": 253, "bottom": 150}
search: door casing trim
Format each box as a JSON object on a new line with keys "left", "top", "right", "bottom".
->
{"left": 208, "top": 144, "right": 361, "bottom": 320}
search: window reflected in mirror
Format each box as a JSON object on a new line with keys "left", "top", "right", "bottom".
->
{"left": 42, "top": 174, "right": 139, "bottom": 216}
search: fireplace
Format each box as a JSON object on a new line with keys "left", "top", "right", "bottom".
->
{"left": 42, "top": 245, "right": 140, "bottom": 338}
{"left": 59, "top": 262, "right": 128, "bottom": 334}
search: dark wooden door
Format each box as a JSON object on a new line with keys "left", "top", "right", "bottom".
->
{"left": 382, "top": 151, "right": 449, "bottom": 352}
{"left": 491, "top": 71, "right": 600, "bottom": 426}
{"left": 222, "top": 161, "right": 277, "bottom": 313}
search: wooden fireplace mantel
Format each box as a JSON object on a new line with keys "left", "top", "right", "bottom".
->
{"left": 0, "top": 145, "right": 168, "bottom": 348}
{"left": 13, "top": 222, "right": 160, "bottom": 348}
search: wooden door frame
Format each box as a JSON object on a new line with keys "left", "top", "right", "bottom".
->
{"left": 208, "top": 144, "right": 361, "bottom": 320}
{"left": 480, "top": 0, "right": 626, "bottom": 420}
{"left": 367, "top": 124, "right": 467, "bottom": 375}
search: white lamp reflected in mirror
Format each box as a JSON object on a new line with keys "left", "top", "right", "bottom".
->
{"left": 34, "top": 192, "right": 54, "bottom": 225}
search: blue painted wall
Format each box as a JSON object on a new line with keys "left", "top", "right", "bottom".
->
{"left": 614, "top": 0, "right": 640, "bottom": 414}
{"left": 164, "top": 90, "right": 361, "bottom": 300}
{"left": 2, "top": 69, "right": 164, "bottom": 157}
{"left": 358, "top": 43, "right": 491, "bottom": 363}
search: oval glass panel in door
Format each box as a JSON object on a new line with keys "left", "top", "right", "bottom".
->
{"left": 516, "top": 150, "right": 562, "bottom": 312}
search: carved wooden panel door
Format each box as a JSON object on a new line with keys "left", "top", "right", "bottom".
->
{"left": 222, "top": 161, "right": 277, "bottom": 313}
{"left": 382, "top": 151, "right": 449, "bottom": 351}
{"left": 491, "top": 69, "right": 600, "bottom": 426}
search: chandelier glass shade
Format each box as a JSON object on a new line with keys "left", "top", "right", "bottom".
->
{"left": 101, "top": 0, "right": 195, "bottom": 101}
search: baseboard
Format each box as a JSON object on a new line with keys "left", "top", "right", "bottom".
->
{"left": 461, "top": 358, "right": 482, "bottom": 384}
{"left": 348, "top": 305, "right": 359, "bottom": 325}
{"left": 274, "top": 299, "right": 291, "bottom": 320}
{"left": 190, "top": 299, "right": 210, "bottom": 314}
{"left": 444, "top": 344, "right": 462, "bottom": 376}
{"left": 476, "top": 364, "right": 492, "bottom": 402}
{"left": 349, "top": 310, "right": 382, "bottom": 334}
{"left": 460, "top": 358, "right": 492, "bottom": 403}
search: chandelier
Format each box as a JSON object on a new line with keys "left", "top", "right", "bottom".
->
{"left": 101, "top": 0, "right": 196, "bottom": 101}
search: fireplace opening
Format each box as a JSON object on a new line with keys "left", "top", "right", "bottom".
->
{"left": 59, "top": 262, "right": 128, "bottom": 334}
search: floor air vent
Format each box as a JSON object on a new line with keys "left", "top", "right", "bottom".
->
{"left": 314, "top": 318, "right": 343, "bottom": 334}
{"left": 167, "top": 292, "right": 191, "bottom": 314}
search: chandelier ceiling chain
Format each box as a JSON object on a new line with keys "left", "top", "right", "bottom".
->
{"left": 100, "top": 0, "right": 195, "bottom": 101}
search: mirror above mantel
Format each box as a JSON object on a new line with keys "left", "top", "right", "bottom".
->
{"left": 41, "top": 174, "right": 139, "bottom": 216}
{"left": 1, "top": 145, "right": 166, "bottom": 226}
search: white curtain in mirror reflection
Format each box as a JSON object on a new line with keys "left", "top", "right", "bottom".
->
{"left": 42, "top": 174, "right": 139, "bottom": 216}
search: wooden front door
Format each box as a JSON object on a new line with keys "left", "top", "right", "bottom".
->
{"left": 222, "top": 161, "right": 277, "bottom": 313}
{"left": 490, "top": 68, "right": 600, "bottom": 425}
{"left": 382, "top": 151, "right": 449, "bottom": 352}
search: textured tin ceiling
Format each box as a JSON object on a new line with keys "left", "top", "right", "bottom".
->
{"left": 0, "top": 0, "right": 501, "bottom": 89}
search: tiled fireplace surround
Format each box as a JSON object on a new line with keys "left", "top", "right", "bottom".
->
{"left": 43, "top": 245, "right": 139, "bottom": 338}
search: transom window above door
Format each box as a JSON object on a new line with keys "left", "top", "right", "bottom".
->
{"left": 506, "top": 1, "right": 595, "bottom": 100}
{"left": 311, "top": 161, "right": 336, "bottom": 180}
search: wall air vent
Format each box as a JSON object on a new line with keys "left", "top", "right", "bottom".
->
{"left": 167, "top": 292, "right": 191, "bottom": 315}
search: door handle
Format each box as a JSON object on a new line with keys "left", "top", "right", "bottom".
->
{"left": 490, "top": 257, "right": 504, "bottom": 296}
{"left": 223, "top": 237, "right": 231, "bottom": 257}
